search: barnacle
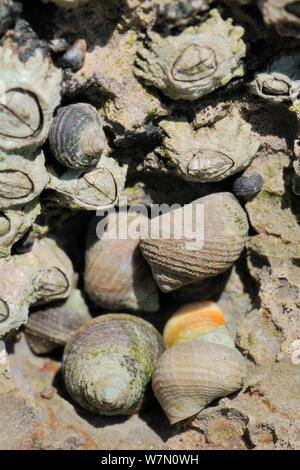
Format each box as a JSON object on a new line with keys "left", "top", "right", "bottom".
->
{"left": 134, "top": 9, "right": 246, "bottom": 100}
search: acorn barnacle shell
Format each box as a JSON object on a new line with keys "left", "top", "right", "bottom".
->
{"left": 140, "top": 192, "right": 249, "bottom": 293}
{"left": 0, "top": 36, "right": 62, "bottom": 152}
{"left": 85, "top": 213, "right": 159, "bottom": 313}
{"left": 0, "top": 151, "right": 49, "bottom": 209}
{"left": 0, "top": 199, "right": 40, "bottom": 258}
{"left": 62, "top": 314, "right": 164, "bottom": 416}
{"left": 152, "top": 326, "right": 247, "bottom": 424}
{"left": 156, "top": 0, "right": 214, "bottom": 27}
{"left": 163, "top": 301, "right": 225, "bottom": 348}
{"left": 49, "top": 103, "right": 107, "bottom": 170}
{"left": 157, "top": 112, "right": 259, "bottom": 182}
{"left": 47, "top": 154, "right": 126, "bottom": 211}
{"left": 134, "top": 9, "right": 246, "bottom": 101}
{"left": 249, "top": 52, "right": 300, "bottom": 102}
{"left": 25, "top": 289, "right": 91, "bottom": 354}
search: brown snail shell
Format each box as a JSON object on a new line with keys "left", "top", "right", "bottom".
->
{"left": 152, "top": 326, "right": 247, "bottom": 424}
{"left": 62, "top": 314, "right": 164, "bottom": 416}
{"left": 49, "top": 103, "right": 107, "bottom": 170}
{"left": 84, "top": 213, "right": 159, "bottom": 313}
{"left": 140, "top": 192, "right": 249, "bottom": 293}
{"left": 25, "top": 289, "right": 91, "bottom": 354}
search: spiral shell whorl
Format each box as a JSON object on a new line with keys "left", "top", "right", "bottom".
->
{"left": 49, "top": 103, "right": 106, "bottom": 170}
{"left": 140, "top": 192, "right": 248, "bottom": 292}
{"left": 62, "top": 314, "right": 164, "bottom": 415}
{"left": 152, "top": 326, "right": 247, "bottom": 424}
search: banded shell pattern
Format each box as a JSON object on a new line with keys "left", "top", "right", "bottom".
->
{"left": 62, "top": 314, "right": 164, "bottom": 415}
{"left": 25, "top": 289, "right": 91, "bottom": 354}
{"left": 49, "top": 103, "right": 107, "bottom": 170}
{"left": 140, "top": 192, "right": 249, "bottom": 293}
{"left": 152, "top": 325, "right": 248, "bottom": 424}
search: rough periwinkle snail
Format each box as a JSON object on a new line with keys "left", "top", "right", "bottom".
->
{"left": 152, "top": 325, "right": 247, "bottom": 424}
{"left": 49, "top": 103, "right": 107, "bottom": 170}
{"left": 85, "top": 212, "right": 159, "bottom": 313}
{"left": 25, "top": 289, "right": 91, "bottom": 354}
{"left": 134, "top": 9, "right": 246, "bottom": 101}
{"left": 57, "top": 39, "right": 86, "bottom": 71}
{"left": 140, "top": 192, "right": 249, "bottom": 293}
{"left": 62, "top": 314, "right": 164, "bottom": 416}
{"left": 233, "top": 173, "right": 264, "bottom": 198}
{"left": 163, "top": 300, "right": 226, "bottom": 348}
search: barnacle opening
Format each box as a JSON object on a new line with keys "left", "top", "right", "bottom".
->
{"left": 171, "top": 44, "right": 217, "bottom": 82}
{"left": 187, "top": 150, "right": 234, "bottom": 180}
{"left": 34, "top": 267, "right": 70, "bottom": 300}
{"left": 0, "top": 88, "right": 43, "bottom": 139}
{"left": 0, "top": 299, "right": 9, "bottom": 322}
{"left": 0, "top": 169, "right": 34, "bottom": 199}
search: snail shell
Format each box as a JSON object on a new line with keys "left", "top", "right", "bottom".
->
{"left": 152, "top": 326, "right": 247, "bottom": 424}
{"left": 0, "top": 35, "right": 61, "bottom": 152}
{"left": 163, "top": 301, "right": 225, "bottom": 348}
{"left": 0, "top": 151, "right": 49, "bottom": 209}
{"left": 233, "top": 173, "right": 263, "bottom": 197}
{"left": 25, "top": 289, "right": 91, "bottom": 354}
{"left": 49, "top": 103, "right": 107, "bottom": 170}
{"left": 62, "top": 314, "right": 164, "bottom": 415}
{"left": 57, "top": 39, "right": 86, "bottom": 72}
{"left": 171, "top": 271, "right": 230, "bottom": 303}
{"left": 140, "top": 192, "right": 249, "bottom": 293}
{"left": 134, "top": 9, "right": 246, "bottom": 101}
{"left": 85, "top": 213, "right": 159, "bottom": 313}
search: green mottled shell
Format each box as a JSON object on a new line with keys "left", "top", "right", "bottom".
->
{"left": 134, "top": 9, "right": 245, "bottom": 101}
{"left": 62, "top": 314, "right": 164, "bottom": 415}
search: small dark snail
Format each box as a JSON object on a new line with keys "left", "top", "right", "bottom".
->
{"left": 57, "top": 39, "right": 87, "bottom": 72}
{"left": 62, "top": 314, "right": 164, "bottom": 416}
{"left": 232, "top": 173, "right": 263, "bottom": 197}
{"left": 49, "top": 103, "right": 107, "bottom": 170}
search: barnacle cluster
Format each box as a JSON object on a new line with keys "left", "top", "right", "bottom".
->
{"left": 0, "top": 0, "right": 300, "bottom": 452}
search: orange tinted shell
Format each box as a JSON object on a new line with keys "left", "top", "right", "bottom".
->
{"left": 163, "top": 301, "right": 225, "bottom": 348}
